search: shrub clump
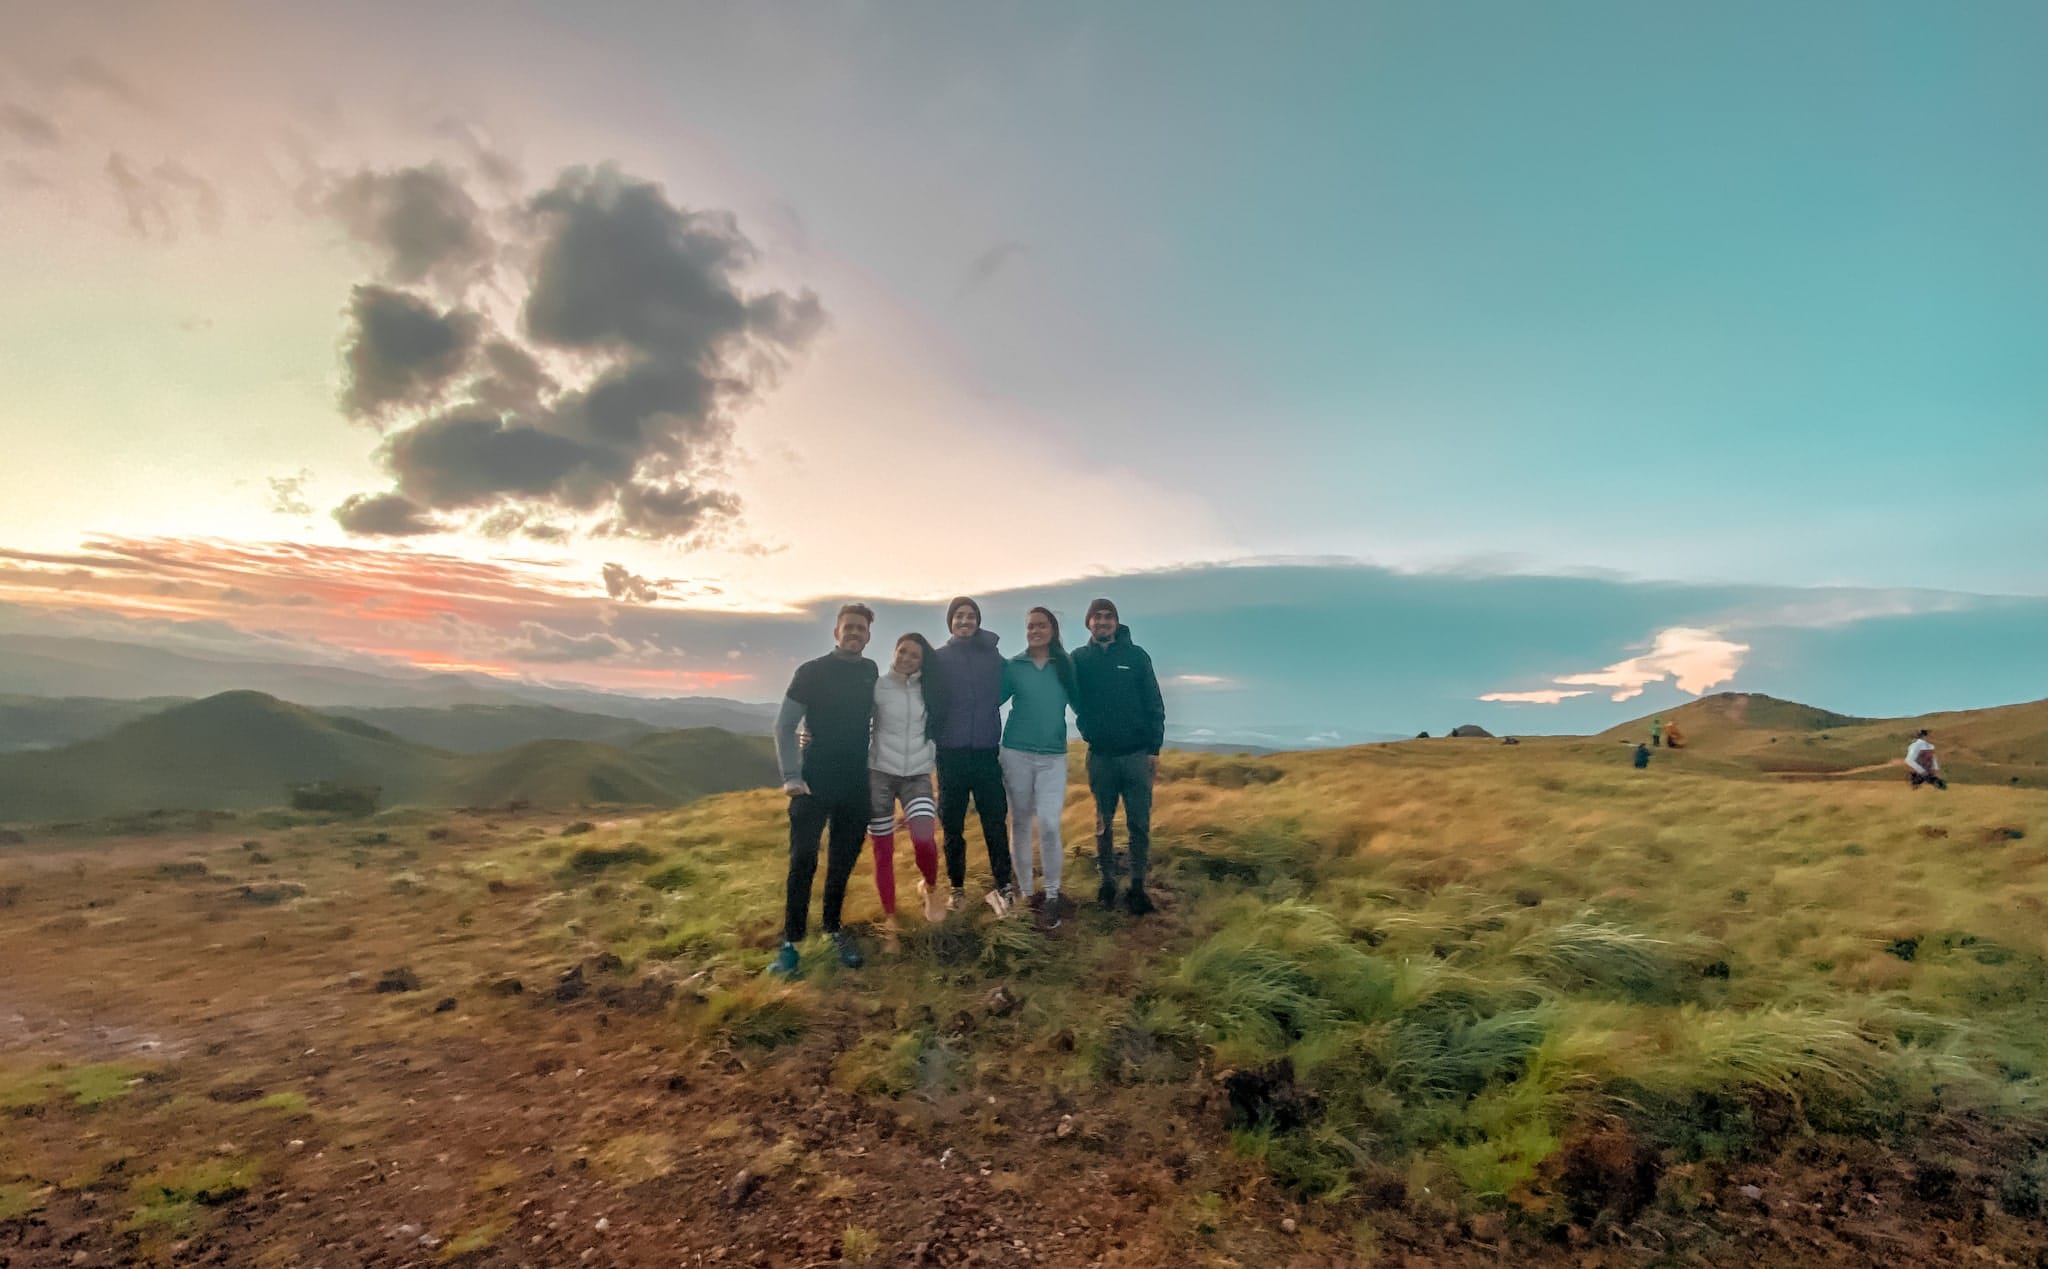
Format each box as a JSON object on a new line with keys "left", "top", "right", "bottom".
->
{"left": 287, "top": 782, "right": 379, "bottom": 817}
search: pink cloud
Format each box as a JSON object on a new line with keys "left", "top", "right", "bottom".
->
{"left": 1479, "top": 689, "right": 1594, "bottom": 705}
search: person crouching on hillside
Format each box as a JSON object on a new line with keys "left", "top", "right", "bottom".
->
{"left": 770, "top": 604, "right": 880, "bottom": 978}
{"left": 934, "top": 597, "right": 1018, "bottom": 915}
{"left": 1000, "top": 607, "right": 1078, "bottom": 930}
{"left": 868, "top": 633, "right": 949, "bottom": 951}
{"left": 1073, "top": 598, "right": 1166, "bottom": 916}
{"left": 1905, "top": 729, "right": 1948, "bottom": 790}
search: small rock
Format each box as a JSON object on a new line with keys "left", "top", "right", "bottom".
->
{"left": 395, "top": 1223, "right": 420, "bottom": 1239}
{"left": 491, "top": 977, "right": 525, "bottom": 996}
{"left": 1281, "top": 1218, "right": 1297, "bottom": 1235}
{"left": 725, "top": 1168, "right": 759, "bottom": 1209}
{"left": 418, "top": 1234, "right": 441, "bottom": 1249}
{"left": 434, "top": 997, "right": 457, "bottom": 1013}
{"left": 1739, "top": 1184, "right": 1765, "bottom": 1201}
{"left": 1055, "top": 1115, "right": 1075, "bottom": 1139}
{"left": 375, "top": 967, "right": 421, "bottom": 993}
{"left": 287, "top": 1139, "right": 306, "bottom": 1151}
{"left": 939, "top": 1148, "right": 959, "bottom": 1168}
{"left": 984, "top": 985, "right": 1021, "bottom": 1017}
{"left": 595, "top": 1217, "right": 610, "bottom": 1232}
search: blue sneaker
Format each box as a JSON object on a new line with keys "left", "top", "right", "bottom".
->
{"left": 769, "top": 941, "right": 801, "bottom": 979}
{"left": 829, "top": 929, "right": 864, "bottom": 969}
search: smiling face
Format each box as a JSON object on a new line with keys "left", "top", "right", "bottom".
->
{"left": 949, "top": 605, "right": 980, "bottom": 638}
{"left": 1025, "top": 609, "right": 1054, "bottom": 651}
{"left": 892, "top": 637, "right": 923, "bottom": 676}
{"left": 835, "top": 611, "right": 872, "bottom": 655}
{"left": 1087, "top": 609, "right": 1118, "bottom": 642}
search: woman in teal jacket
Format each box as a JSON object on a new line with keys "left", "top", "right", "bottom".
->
{"left": 999, "top": 606, "right": 1077, "bottom": 928}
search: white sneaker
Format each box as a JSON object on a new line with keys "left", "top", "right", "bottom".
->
{"left": 984, "top": 887, "right": 1012, "bottom": 917}
{"left": 918, "top": 879, "right": 947, "bottom": 923}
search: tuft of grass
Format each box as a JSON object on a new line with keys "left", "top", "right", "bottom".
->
{"left": 123, "top": 1158, "right": 258, "bottom": 1233}
{"left": 591, "top": 1132, "right": 677, "bottom": 1186}
{"left": 0, "top": 1182, "right": 49, "bottom": 1222}
{"left": 255, "top": 1091, "right": 311, "bottom": 1117}
{"left": 840, "top": 1225, "right": 882, "bottom": 1265}
{"left": 0, "top": 1062, "right": 144, "bottom": 1111}
{"left": 440, "top": 1217, "right": 512, "bottom": 1259}
{"left": 698, "top": 981, "right": 811, "bottom": 1049}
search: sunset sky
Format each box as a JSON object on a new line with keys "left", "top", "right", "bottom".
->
{"left": 3, "top": 2, "right": 2043, "bottom": 732}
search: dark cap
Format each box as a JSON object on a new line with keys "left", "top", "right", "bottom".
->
{"left": 945, "top": 596, "right": 982, "bottom": 626}
{"left": 1085, "top": 597, "right": 1118, "bottom": 622}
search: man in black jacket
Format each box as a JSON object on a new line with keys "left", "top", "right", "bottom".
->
{"left": 1072, "top": 597, "right": 1165, "bottom": 915}
{"left": 770, "top": 603, "right": 879, "bottom": 977}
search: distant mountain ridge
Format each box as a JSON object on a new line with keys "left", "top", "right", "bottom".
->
{"left": 0, "top": 691, "right": 776, "bottom": 822}
{"left": 0, "top": 633, "right": 778, "bottom": 732}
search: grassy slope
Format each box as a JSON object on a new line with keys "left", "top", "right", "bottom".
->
{"left": 553, "top": 741, "right": 2048, "bottom": 1231}
{"left": 0, "top": 693, "right": 777, "bottom": 820}
{"left": 1599, "top": 691, "right": 2048, "bottom": 785}
{"left": 322, "top": 703, "right": 661, "bottom": 753}
{"left": 2, "top": 740, "right": 2046, "bottom": 1261}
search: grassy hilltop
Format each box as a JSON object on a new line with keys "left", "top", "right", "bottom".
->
{"left": 0, "top": 698, "right": 2045, "bottom": 1264}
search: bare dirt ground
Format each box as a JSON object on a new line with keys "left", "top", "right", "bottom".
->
{"left": 2, "top": 809, "right": 2045, "bottom": 1268}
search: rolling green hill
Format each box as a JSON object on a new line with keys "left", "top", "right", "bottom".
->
{"left": 0, "top": 692, "right": 775, "bottom": 821}
{"left": 324, "top": 703, "right": 661, "bottom": 752}
{"left": 0, "top": 694, "right": 186, "bottom": 752}
{"left": 1598, "top": 690, "right": 2048, "bottom": 784}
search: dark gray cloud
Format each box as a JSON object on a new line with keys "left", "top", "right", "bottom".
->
{"left": 335, "top": 164, "right": 822, "bottom": 544}
{"left": 0, "top": 103, "right": 59, "bottom": 147}
{"left": 383, "top": 412, "right": 623, "bottom": 509}
{"left": 325, "top": 164, "right": 490, "bottom": 287}
{"left": 341, "top": 285, "right": 481, "bottom": 419}
{"left": 601, "top": 563, "right": 666, "bottom": 604}
{"left": 503, "top": 620, "right": 630, "bottom": 663}
{"left": 956, "top": 240, "right": 1028, "bottom": 300}
{"left": 331, "top": 491, "right": 442, "bottom": 536}
{"left": 475, "top": 507, "right": 570, "bottom": 543}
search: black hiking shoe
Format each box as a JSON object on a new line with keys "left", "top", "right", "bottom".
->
{"left": 828, "top": 929, "right": 864, "bottom": 969}
{"left": 1124, "top": 886, "right": 1155, "bottom": 917}
{"left": 1097, "top": 877, "right": 1117, "bottom": 910}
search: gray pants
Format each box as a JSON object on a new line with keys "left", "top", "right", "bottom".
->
{"left": 1086, "top": 750, "right": 1153, "bottom": 888}
{"left": 1000, "top": 749, "right": 1067, "bottom": 897}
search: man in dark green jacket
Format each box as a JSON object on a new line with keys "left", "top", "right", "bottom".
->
{"left": 1072, "top": 598, "right": 1165, "bottom": 915}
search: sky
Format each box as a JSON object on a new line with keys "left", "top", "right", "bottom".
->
{"left": 1, "top": 2, "right": 2043, "bottom": 736}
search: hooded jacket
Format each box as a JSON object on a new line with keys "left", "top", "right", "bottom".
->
{"left": 933, "top": 627, "right": 1004, "bottom": 750}
{"left": 871, "top": 669, "right": 939, "bottom": 777}
{"left": 1072, "top": 623, "right": 1165, "bottom": 757}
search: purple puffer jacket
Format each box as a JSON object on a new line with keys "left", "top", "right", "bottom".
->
{"left": 933, "top": 628, "right": 1004, "bottom": 750}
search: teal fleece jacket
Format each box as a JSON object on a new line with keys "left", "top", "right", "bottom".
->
{"left": 1000, "top": 653, "right": 1073, "bottom": 755}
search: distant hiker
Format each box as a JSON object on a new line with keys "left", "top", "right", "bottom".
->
{"left": 1664, "top": 721, "right": 1686, "bottom": 750}
{"left": 1905, "top": 729, "right": 1947, "bottom": 790}
{"left": 1073, "top": 598, "right": 1166, "bottom": 916}
{"left": 770, "top": 604, "right": 879, "bottom": 978}
{"left": 1000, "top": 607, "right": 1077, "bottom": 930}
{"left": 869, "top": 633, "right": 949, "bottom": 951}
{"left": 934, "top": 597, "right": 1018, "bottom": 915}
{"left": 1633, "top": 742, "right": 1651, "bottom": 770}
{"left": 1650, "top": 717, "right": 1665, "bottom": 748}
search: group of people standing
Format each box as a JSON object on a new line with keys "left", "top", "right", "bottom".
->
{"left": 771, "top": 595, "right": 1167, "bottom": 977}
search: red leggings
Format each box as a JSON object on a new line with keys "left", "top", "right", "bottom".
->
{"left": 870, "top": 816, "right": 939, "bottom": 914}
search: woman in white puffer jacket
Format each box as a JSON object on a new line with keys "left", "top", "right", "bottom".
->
{"left": 869, "top": 633, "right": 949, "bottom": 949}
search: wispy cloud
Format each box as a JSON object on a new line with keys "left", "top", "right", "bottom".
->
{"left": 955, "top": 240, "right": 1026, "bottom": 301}
{"left": 1479, "top": 689, "right": 1593, "bottom": 705}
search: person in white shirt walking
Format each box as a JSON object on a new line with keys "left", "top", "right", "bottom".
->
{"left": 1904, "top": 729, "right": 1948, "bottom": 790}
{"left": 869, "top": 633, "right": 949, "bottom": 951}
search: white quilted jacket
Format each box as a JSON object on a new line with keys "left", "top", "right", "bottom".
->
{"left": 870, "top": 670, "right": 936, "bottom": 777}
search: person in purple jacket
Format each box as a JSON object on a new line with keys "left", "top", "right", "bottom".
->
{"left": 933, "top": 596, "right": 1017, "bottom": 915}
